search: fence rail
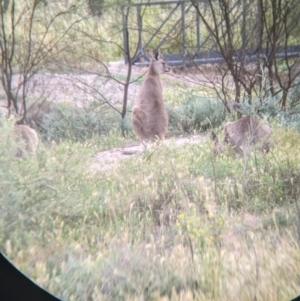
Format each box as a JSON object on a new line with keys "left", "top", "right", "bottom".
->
{"left": 132, "top": 45, "right": 300, "bottom": 67}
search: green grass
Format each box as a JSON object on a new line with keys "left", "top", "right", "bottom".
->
{"left": 1, "top": 120, "right": 300, "bottom": 301}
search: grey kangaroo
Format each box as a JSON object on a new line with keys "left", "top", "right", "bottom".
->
{"left": 212, "top": 116, "right": 272, "bottom": 155}
{"left": 132, "top": 49, "right": 170, "bottom": 145}
{"left": 14, "top": 124, "right": 39, "bottom": 157}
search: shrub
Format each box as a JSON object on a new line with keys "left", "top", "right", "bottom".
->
{"left": 168, "top": 94, "right": 225, "bottom": 134}
{"left": 39, "top": 101, "right": 122, "bottom": 143}
{"left": 276, "top": 85, "right": 300, "bottom": 132}
{"left": 237, "top": 82, "right": 300, "bottom": 133}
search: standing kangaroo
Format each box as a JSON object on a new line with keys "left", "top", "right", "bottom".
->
{"left": 132, "top": 49, "right": 170, "bottom": 144}
{"left": 14, "top": 124, "right": 39, "bottom": 157}
{"left": 212, "top": 116, "right": 272, "bottom": 154}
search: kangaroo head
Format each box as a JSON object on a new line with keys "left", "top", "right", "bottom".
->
{"left": 146, "top": 49, "right": 170, "bottom": 74}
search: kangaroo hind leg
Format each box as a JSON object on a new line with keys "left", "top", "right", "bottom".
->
{"left": 132, "top": 106, "right": 147, "bottom": 141}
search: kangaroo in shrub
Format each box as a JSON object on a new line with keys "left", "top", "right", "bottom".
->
{"left": 14, "top": 124, "right": 39, "bottom": 157}
{"left": 132, "top": 49, "right": 170, "bottom": 144}
{"left": 212, "top": 116, "right": 272, "bottom": 155}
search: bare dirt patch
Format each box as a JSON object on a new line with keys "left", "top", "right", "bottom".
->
{"left": 92, "top": 134, "right": 207, "bottom": 171}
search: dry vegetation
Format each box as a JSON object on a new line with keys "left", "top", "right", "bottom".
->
{"left": 1, "top": 1, "right": 300, "bottom": 300}
{"left": 1, "top": 107, "right": 300, "bottom": 301}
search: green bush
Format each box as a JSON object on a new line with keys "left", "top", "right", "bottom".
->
{"left": 168, "top": 94, "right": 225, "bottom": 134}
{"left": 237, "top": 84, "right": 300, "bottom": 133}
{"left": 39, "top": 101, "right": 123, "bottom": 143}
{"left": 276, "top": 85, "right": 300, "bottom": 132}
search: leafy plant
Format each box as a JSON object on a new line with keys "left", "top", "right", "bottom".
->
{"left": 39, "top": 101, "right": 123, "bottom": 143}
{"left": 168, "top": 94, "right": 225, "bottom": 134}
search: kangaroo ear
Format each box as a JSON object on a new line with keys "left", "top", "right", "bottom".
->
{"left": 146, "top": 49, "right": 160, "bottom": 61}
{"left": 153, "top": 49, "right": 160, "bottom": 60}
{"left": 146, "top": 50, "right": 153, "bottom": 61}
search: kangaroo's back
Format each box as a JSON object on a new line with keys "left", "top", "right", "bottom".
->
{"left": 132, "top": 49, "right": 170, "bottom": 143}
{"left": 14, "top": 124, "right": 39, "bottom": 157}
{"left": 223, "top": 116, "right": 272, "bottom": 153}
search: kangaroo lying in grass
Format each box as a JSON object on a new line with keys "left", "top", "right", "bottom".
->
{"left": 14, "top": 124, "right": 39, "bottom": 158}
{"left": 212, "top": 116, "right": 272, "bottom": 155}
{"left": 132, "top": 49, "right": 170, "bottom": 145}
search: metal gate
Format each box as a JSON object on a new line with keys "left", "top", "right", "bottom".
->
{"left": 122, "top": 0, "right": 300, "bottom": 67}
{"left": 122, "top": 0, "right": 201, "bottom": 66}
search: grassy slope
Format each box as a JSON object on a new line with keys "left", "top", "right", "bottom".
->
{"left": 1, "top": 118, "right": 300, "bottom": 300}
